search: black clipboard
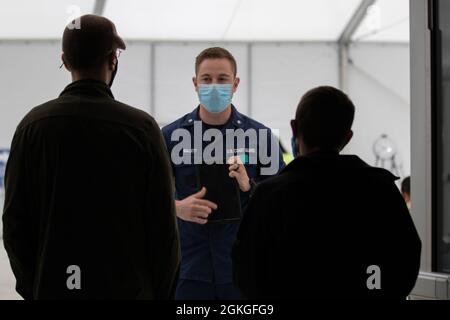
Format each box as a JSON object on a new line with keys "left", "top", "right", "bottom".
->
{"left": 196, "top": 163, "right": 242, "bottom": 224}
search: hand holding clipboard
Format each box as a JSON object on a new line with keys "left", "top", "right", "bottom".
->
{"left": 175, "top": 156, "right": 250, "bottom": 224}
{"left": 196, "top": 161, "right": 242, "bottom": 224}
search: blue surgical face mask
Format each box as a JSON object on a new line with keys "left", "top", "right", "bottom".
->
{"left": 198, "top": 84, "right": 233, "bottom": 113}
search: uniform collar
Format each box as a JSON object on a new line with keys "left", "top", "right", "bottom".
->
{"left": 180, "top": 104, "right": 245, "bottom": 128}
{"left": 59, "top": 79, "right": 115, "bottom": 99}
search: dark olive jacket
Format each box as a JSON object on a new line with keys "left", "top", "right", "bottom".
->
{"left": 2, "top": 80, "right": 180, "bottom": 300}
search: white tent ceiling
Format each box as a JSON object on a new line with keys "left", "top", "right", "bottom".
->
{"left": 0, "top": 0, "right": 409, "bottom": 42}
{"left": 352, "top": 0, "right": 409, "bottom": 42}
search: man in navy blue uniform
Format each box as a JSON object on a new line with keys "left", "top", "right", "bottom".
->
{"left": 162, "top": 47, "right": 285, "bottom": 299}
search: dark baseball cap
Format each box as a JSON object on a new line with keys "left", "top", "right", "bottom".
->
{"left": 62, "top": 14, "right": 126, "bottom": 70}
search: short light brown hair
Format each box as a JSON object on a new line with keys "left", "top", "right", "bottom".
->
{"left": 195, "top": 47, "right": 237, "bottom": 77}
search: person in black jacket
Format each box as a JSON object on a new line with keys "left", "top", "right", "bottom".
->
{"left": 2, "top": 15, "right": 180, "bottom": 300}
{"left": 233, "top": 86, "right": 421, "bottom": 299}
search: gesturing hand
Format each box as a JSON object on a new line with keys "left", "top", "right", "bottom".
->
{"left": 175, "top": 187, "right": 218, "bottom": 225}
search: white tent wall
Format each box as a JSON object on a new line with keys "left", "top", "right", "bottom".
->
{"left": 0, "top": 40, "right": 409, "bottom": 175}
{"left": 344, "top": 42, "right": 410, "bottom": 178}
{"left": 0, "top": 42, "right": 70, "bottom": 148}
{"left": 0, "top": 41, "right": 338, "bottom": 154}
{"left": 250, "top": 43, "right": 338, "bottom": 152}
{"left": 0, "top": 41, "right": 152, "bottom": 148}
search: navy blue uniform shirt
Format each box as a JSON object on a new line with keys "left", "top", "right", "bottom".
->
{"left": 162, "top": 105, "right": 285, "bottom": 284}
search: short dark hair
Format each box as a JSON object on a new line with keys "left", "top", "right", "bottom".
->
{"left": 294, "top": 86, "right": 355, "bottom": 150}
{"left": 195, "top": 47, "right": 237, "bottom": 77}
{"left": 401, "top": 176, "right": 411, "bottom": 196}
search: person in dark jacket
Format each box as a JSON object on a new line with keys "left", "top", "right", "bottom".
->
{"left": 233, "top": 86, "right": 421, "bottom": 299}
{"left": 2, "top": 14, "right": 180, "bottom": 300}
{"left": 162, "top": 47, "right": 285, "bottom": 300}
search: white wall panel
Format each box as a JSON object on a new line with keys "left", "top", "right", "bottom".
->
{"left": 112, "top": 42, "right": 152, "bottom": 113}
{"left": 251, "top": 43, "right": 339, "bottom": 151}
{"left": 346, "top": 43, "right": 410, "bottom": 177}
{"left": 0, "top": 41, "right": 152, "bottom": 149}
{"left": 0, "top": 40, "right": 411, "bottom": 176}
{"left": 0, "top": 42, "right": 70, "bottom": 148}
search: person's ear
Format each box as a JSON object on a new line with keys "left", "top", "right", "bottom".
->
{"left": 61, "top": 53, "right": 70, "bottom": 71}
{"left": 290, "top": 119, "right": 298, "bottom": 138}
{"left": 341, "top": 130, "right": 353, "bottom": 150}
{"left": 232, "top": 77, "right": 240, "bottom": 93}
{"left": 192, "top": 76, "right": 198, "bottom": 91}
{"left": 108, "top": 52, "right": 117, "bottom": 71}
{"left": 403, "top": 192, "right": 411, "bottom": 203}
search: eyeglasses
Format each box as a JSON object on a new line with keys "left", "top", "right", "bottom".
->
{"left": 59, "top": 49, "right": 122, "bottom": 69}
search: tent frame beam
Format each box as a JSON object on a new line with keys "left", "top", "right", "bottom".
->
{"left": 93, "top": 0, "right": 107, "bottom": 15}
{"left": 338, "top": 0, "right": 376, "bottom": 91}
